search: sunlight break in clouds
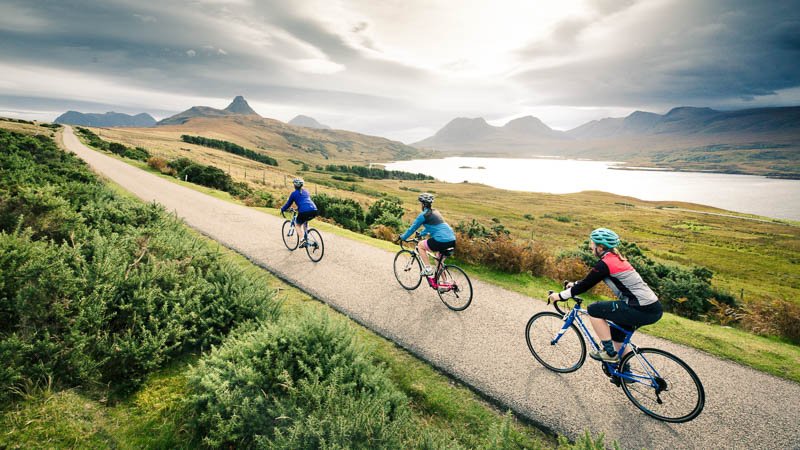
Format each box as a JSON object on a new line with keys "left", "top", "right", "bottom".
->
{"left": 0, "top": 0, "right": 797, "bottom": 142}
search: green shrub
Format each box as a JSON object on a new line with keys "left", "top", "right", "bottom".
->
{"left": 0, "top": 129, "right": 281, "bottom": 403}
{"left": 312, "top": 193, "right": 366, "bottom": 231}
{"left": 571, "top": 241, "right": 736, "bottom": 319}
{"left": 187, "top": 313, "right": 411, "bottom": 448}
{"left": 181, "top": 135, "right": 278, "bottom": 166}
{"left": 365, "top": 196, "right": 405, "bottom": 230}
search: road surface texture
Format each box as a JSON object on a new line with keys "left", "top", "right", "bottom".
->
{"left": 62, "top": 126, "right": 799, "bottom": 449}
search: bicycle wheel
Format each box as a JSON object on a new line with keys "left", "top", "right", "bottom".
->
{"left": 282, "top": 221, "right": 298, "bottom": 250}
{"left": 393, "top": 250, "right": 423, "bottom": 290}
{"left": 304, "top": 229, "right": 324, "bottom": 262}
{"left": 525, "top": 312, "right": 586, "bottom": 373}
{"left": 437, "top": 265, "right": 473, "bottom": 311}
{"left": 620, "top": 348, "right": 705, "bottom": 423}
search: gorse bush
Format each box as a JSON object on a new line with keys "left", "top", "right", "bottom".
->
{"left": 0, "top": 129, "right": 281, "bottom": 404}
{"left": 312, "top": 193, "right": 366, "bottom": 231}
{"left": 75, "top": 128, "right": 150, "bottom": 161}
{"left": 571, "top": 241, "right": 736, "bottom": 319}
{"left": 187, "top": 313, "right": 412, "bottom": 449}
{"left": 366, "top": 196, "right": 405, "bottom": 231}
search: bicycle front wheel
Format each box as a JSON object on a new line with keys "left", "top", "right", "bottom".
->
{"left": 393, "top": 250, "right": 422, "bottom": 290}
{"left": 282, "top": 220, "right": 298, "bottom": 250}
{"left": 437, "top": 265, "right": 473, "bottom": 311}
{"left": 620, "top": 348, "right": 705, "bottom": 423}
{"left": 305, "top": 229, "right": 324, "bottom": 262}
{"left": 525, "top": 312, "right": 586, "bottom": 373}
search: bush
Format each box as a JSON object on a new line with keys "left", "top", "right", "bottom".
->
{"left": 312, "top": 193, "right": 366, "bottom": 232}
{"left": 740, "top": 298, "right": 800, "bottom": 344}
{"left": 181, "top": 135, "right": 278, "bottom": 166}
{"left": 571, "top": 241, "right": 736, "bottom": 320}
{"left": 0, "top": 129, "right": 281, "bottom": 402}
{"left": 370, "top": 224, "right": 397, "bottom": 241}
{"left": 147, "top": 156, "right": 174, "bottom": 175}
{"left": 366, "top": 196, "right": 405, "bottom": 230}
{"left": 187, "top": 313, "right": 411, "bottom": 448}
{"left": 242, "top": 190, "right": 274, "bottom": 208}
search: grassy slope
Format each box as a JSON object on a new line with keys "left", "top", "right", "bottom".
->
{"left": 68, "top": 124, "right": 800, "bottom": 383}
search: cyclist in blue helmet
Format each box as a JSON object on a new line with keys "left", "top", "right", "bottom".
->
{"left": 398, "top": 193, "right": 456, "bottom": 276}
{"left": 548, "top": 228, "right": 662, "bottom": 363}
{"left": 280, "top": 178, "right": 318, "bottom": 248}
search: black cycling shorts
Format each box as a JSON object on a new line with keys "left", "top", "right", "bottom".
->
{"left": 587, "top": 301, "right": 663, "bottom": 342}
{"left": 296, "top": 210, "right": 317, "bottom": 225}
{"left": 426, "top": 238, "right": 456, "bottom": 253}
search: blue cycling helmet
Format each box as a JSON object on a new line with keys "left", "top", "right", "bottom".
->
{"left": 590, "top": 228, "right": 620, "bottom": 249}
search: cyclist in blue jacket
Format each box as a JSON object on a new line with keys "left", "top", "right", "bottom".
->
{"left": 399, "top": 193, "right": 456, "bottom": 276}
{"left": 280, "top": 178, "right": 318, "bottom": 248}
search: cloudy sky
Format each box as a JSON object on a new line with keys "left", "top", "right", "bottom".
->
{"left": 1, "top": 0, "right": 799, "bottom": 142}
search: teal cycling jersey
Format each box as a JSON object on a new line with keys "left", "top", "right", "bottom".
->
{"left": 400, "top": 208, "right": 456, "bottom": 242}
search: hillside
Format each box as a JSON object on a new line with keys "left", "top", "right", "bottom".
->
{"left": 94, "top": 115, "right": 423, "bottom": 174}
{"left": 55, "top": 111, "right": 156, "bottom": 127}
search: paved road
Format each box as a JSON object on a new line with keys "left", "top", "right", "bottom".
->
{"left": 62, "top": 127, "right": 800, "bottom": 449}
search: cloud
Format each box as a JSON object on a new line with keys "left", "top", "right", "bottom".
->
{"left": 0, "top": 0, "right": 797, "bottom": 141}
{"left": 512, "top": 0, "right": 800, "bottom": 110}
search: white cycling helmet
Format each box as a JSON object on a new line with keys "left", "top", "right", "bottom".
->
{"left": 418, "top": 192, "right": 434, "bottom": 205}
{"left": 292, "top": 178, "right": 304, "bottom": 188}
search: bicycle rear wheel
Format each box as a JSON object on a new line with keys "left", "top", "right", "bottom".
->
{"left": 437, "top": 265, "right": 473, "bottom": 311}
{"left": 620, "top": 348, "right": 705, "bottom": 423}
{"left": 393, "top": 250, "right": 422, "bottom": 290}
{"left": 282, "top": 220, "right": 298, "bottom": 250}
{"left": 304, "top": 229, "right": 324, "bottom": 262}
{"left": 525, "top": 312, "right": 586, "bottom": 373}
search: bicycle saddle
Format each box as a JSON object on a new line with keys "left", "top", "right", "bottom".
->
{"left": 441, "top": 247, "right": 455, "bottom": 256}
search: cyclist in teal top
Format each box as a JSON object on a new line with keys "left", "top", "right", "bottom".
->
{"left": 399, "top": 193, "right": 456, "bottom": 276}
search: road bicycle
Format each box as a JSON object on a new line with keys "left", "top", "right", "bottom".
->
{"left": 525, "top": 291, "right": 705, "bottom": 423}
{"left": 281, "top": 208, "right": 325, "bottom": 262}
{"left": 393, "top": 233, "right": 473, "bottom": 311}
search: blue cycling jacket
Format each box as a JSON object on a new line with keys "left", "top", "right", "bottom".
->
{"left": 281, "top": 189, "right": 317, "bottom": 213}
{"left": 400, "top": 208, "right": 456, "bottom": 242}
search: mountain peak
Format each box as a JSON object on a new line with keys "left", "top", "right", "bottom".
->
{"left": 224, "top": 95, "right": 258, "bottom": 115}
{"left": 503, "top": 115, "right": 552, "bottom": 134}
{"left": 289, "top": 115, "right": 331, "bottom": 129}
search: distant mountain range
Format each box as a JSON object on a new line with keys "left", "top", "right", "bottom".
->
{"left": 55, "top": 111, "right": 156, "bottom": 127}
{"left": 157, "top": 95, "right": 258, "bottom": 125}
{"left": 414, "top": 106, "right": 800, "bottom": 152}
{"left": 289, "top": 115, "right": 330, "bottom": 129}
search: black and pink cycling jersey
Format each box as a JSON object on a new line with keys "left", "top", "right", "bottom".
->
{"left": 559, "top": 252, "right": 658, "bottom": 307}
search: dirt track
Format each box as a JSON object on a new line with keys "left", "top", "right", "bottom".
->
{"left": 62, "top": 126, "right": 800, "bottom": 449}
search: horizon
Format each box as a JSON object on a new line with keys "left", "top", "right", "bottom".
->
{"left": 2, "top": 0, "right": 799, "bottom": 142}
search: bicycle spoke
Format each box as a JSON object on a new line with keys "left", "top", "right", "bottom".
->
{"left": 621, "top": 348, "right": 705, "bottom": 422}
{"left": 281, "top": 220, "right": 298, "bottom": 250}
{"left": 305, "top": 229, "right": 324, "bottom": 262}
{"left": 394, "top": 250, "right": 422, "bottom": 290}
{"left": 525, "top": 312, "right": 586, "bottom": 373}
{"left": 437, "top": 265, "right": 472, "bottom": 311}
